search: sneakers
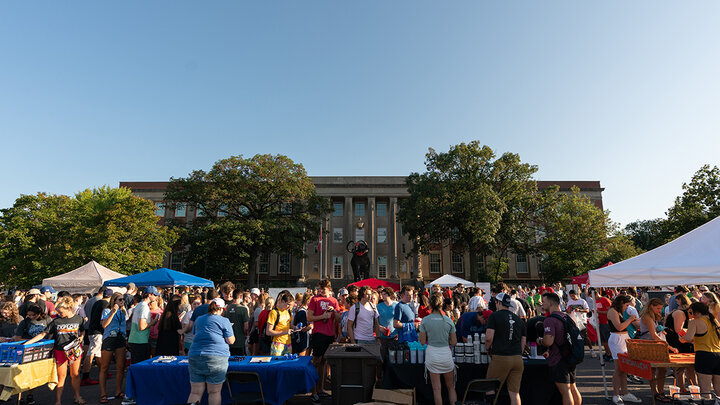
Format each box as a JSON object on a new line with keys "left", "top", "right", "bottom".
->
{"left": 121, "top": 398, "right": 137, "bottom": 405}
{"left": 612, "top": 395, "right": 624, "bottom": 404}
{"left": 622, "top": 393, "right": 642, "bottom": 403}
{"left": 311, "top": 394, "right": 321, "bottom": 404}
{"left": 80, "top": 377, "right": 99, "bottom": 386}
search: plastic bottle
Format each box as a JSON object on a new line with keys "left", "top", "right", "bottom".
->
{"left": 530, "top": 342, "right": 538, "bottom": 358}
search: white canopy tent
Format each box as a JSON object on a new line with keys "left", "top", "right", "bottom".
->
{"left": 425, "top": 274, "right": 475, "bottom": 288}
{"left": 42, "top": 261, "right": 127, "bottom": 294}
{"left": 589, "top": 215, "right": 720, "bottom": 287}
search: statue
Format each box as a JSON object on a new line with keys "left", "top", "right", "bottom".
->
{"left": 347, "top": 240, "right": 370, "bottom": 282}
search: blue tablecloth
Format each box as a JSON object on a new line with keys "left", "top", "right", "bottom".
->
{"left": 126, "top": 356, "right": 319, "bottom": 405}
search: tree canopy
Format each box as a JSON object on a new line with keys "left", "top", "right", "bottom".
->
{"left": 0, "top": 187, "right": 177, "bottom": 287}
{"left": 164, "top": 154, "right": 329, "bottom": 287}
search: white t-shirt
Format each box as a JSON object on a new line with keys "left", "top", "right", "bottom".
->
{"left": 567, "top": 298, "right": 590, "bottom": 326}
{"left": 348, "top": 302, "right": 379, "bottom": 341}
{"left": 509, "top": 298, "right": 526, "bottom": 318}
{"left": 131, "top": 301, "right": 151, "bottom": 326}
{"left": 468, "top": 295, "right": 486, "bottom": 312}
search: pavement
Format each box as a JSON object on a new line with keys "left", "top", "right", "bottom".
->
{"left": 17, "top": 349, "right": 671, "bottom": 405}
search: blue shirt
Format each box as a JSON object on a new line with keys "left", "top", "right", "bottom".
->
{"left": 458, "top": 311, "right": 487, "bottom": 341}
{"left": 377, "top": 301, "right": 398, "bottom": 339}
{"left": 393, "top": 301, "right": 415, "bottom": 326}
{"left": 190, "top": 304, "right": 209, "bottom": 322}
{"left": 189, "top": 314, "right": 234, "bottom": 357}
{"left": 101, "top": 308, "right": 127, "bottom": 340}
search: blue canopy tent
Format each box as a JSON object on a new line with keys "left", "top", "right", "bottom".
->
{"left": 103, "top": 268, "right": 214, "bottom": 288}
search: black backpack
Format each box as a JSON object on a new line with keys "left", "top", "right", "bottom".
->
{"left": 549, "top": 313, "right": 584, "bottom": 366}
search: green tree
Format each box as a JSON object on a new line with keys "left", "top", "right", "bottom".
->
{"left": 0, "top": 187, "right": 177, "bottom": 287}
{"left": 664, "top": 164, "right": 720, "bottom": 240}
{"left": 397, "top": 142, "right": 538, "bottom": 283}
{"left": 164, "top": 154, "right": 329, "bottom": 288}
{"left": 623, "top": 218, "right": 665, "bottom": 251}
{"left": 597, "top": 232, "right": 644, "bottom": 267}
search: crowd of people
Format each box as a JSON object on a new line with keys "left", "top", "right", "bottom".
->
{"left": 1, "top": 281, "right": 719, "bottom": 404}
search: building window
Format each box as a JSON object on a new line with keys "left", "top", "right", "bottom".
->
{"left": 175, "top": 203, "right": 186, "bottom": 217}
{"left": 377, "top": 228, "right": 387, "bottom": 243}
{"left": 355, "top": 228, "right": 365, "bottom": 242}
{"left": 452, "top": 253, "right": 464, "bottom": 274}
{"left": 278, "top": 253, "right": 291, "bottom": 274}
{"left": 332, "top": 256, "right": 343, "bottom": 279}
{"left": 218, "top": 204, "right": 228, "bottom": 217}
{"left": 377, "top": 256, "right": 387, "bottom": 279}
{"left": 257, "top": 253, "right": 269, "bottom": 274}
{"left": 155, "top": 202, "right": 165, "bottom": 217}
{"left": 333, "top": 228, "right": 343, "bottom": 243}
{"left": 376, "top": 203, "right": 387, "bottom": 217}
{"left": 430, "top": 253, "right": 441, "bottom": 274}
{"left": 170, "top": 252, "right": 183, "bottom": 272}
{"left": 402, "top": 243, "right": 406, "bottom": 254}
{"left": 477, "top": 255, "right": 485, "bottom": 275}
{"left": 333, "top": 202, "right": 343, "bottom": 217}
{"left": 195, "top": 205, "right": 204, "bottom": 217}
{"left": 355, "top": 202, "right": 365, "bottom": 217}
{"left": 516, "top": 253, "right": 528, "bottom": 274}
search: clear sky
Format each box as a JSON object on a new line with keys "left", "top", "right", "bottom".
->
{"left": 1, "top": 2, "right": 718, "bottom": 227}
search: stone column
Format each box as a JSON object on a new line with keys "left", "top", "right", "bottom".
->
{"left": 368, "top": 197, "right": 376, "bottom": 278}
{"left": 344, "top": 197, "right": 353, "bottom": 282}
{"left": 390, "top": 197, "right": 398, "bottom": 279}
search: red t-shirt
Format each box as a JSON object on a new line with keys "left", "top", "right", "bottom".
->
{"left": 596, "top": 297, "right": 612, "bottom": 325}
{"left": 308, "top": 295, "right": 339, "bottom": 337}
{"left": 418, "top": 306, "right": 431, "bottom": 318}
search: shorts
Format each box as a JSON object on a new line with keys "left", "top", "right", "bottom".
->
{"left": 248, "top": 329, "right": 259, "bottom": 345}
{"left": 311, "top": 333, "right": 335, "bottom": 358}
{"left": 188, "top": 355, "right": 229, "bottom": 385}
{"left": 102, "top": 336, "right": 126, "bottom": 352}
{"left": 129, "top": 343, "right": 150, "bottom": 364}
{"left": 608, "top": 333, "right": 629, "bottom": 360}
{"left": 88, "top": 334, "right": 103, "bottom": 357}
{"left": 549, "top": 359, "right": 577, "bottom": 384}
{"left": 486, "top": 355, "right": 524, "bottom": 392}
{"left": 599, "top": 324, "right": 610, "bottom": 343}
{"left": 270, "top": 342, "right": 292, "bottom": 356}
{"left": 695, "top": 351, "right": 720, "bottom": 375}
{"left": 54, "top": 348, "right": 82, "bottom": 366}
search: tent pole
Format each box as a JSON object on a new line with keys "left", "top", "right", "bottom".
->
{"left": 592, "top": 297, "right": 609, "bottom": 400}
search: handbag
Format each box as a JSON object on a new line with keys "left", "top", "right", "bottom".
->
{"left": 63, "top": 338, "right": 83, "bottom": 364}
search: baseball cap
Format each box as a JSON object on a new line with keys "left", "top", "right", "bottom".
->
{"left": 481, "top": 310, "right": 493, "bottom": 320}
{"left": 145, "top": 286, "right": 160, "bottom": 296}
{"left": 495, "top": 292, "right": 512, "bottom": 308}
{"left": 339, "top": 288, "right": 349, "bottom": 296}
{"left": 40, "top": 286, "right": 56, "bottom": 294}
{"left": 27, "top": 288, "right": 41, "bottom": 296}
{"left": 250, "top": 288, "right": 261, "bottom": 296}
{"left": 212, "top": 297, "right": 226, "bottom": 309}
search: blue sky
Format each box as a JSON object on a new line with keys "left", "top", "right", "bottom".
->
{"left": 1, "top": 2, "right": 718, "bottom": 227}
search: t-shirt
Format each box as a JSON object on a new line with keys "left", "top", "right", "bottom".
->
{"left": 543, "top": 311, "right": 568, "bottom": 367}
{"left": 88, "top": 299, "right": 109, "bottom": 335}
{"left": 15, "top": 318, "right": 48, "bottom": 339}
{"left": 44, "top": 314, "right": 84, "bottom": 351}
{"left": 348, "top": 302, "right": 379, "bottom": 342}
{"left": 189, "top": 314, "right": 234, "bottom": 357}
{"left": 128, "top": 301, "right": 151, "bottom": 344}
{"left": 225, "top": 304, "right": 250, "bottom": 348}
{"left": 45, "top": 300, "right": 57, "bottom": 318}
{"left": 190, "top": 304, "right": 209, "bottom": 322}
{"left": 419, "top": 313, "right": 456, "bottom": 348}
{"left": 458, "top": 311, "right": 487, "bottom": 341}
{"left": 566, "top": 298, "right": 590, "bottom": 327}
{"left": 393, "top": 301, "right": 415, "bottom": 327}
{"left": 486, "top": 309, "right": 525, "bottom": 356}
{"left": 509, "top": 298, "right": 527, "bottom": 318}
{"left": 596, "top": 297, "right": 612, "bottom": 325}
{"left": 83, "top": 296, "right": 99, "bottom": 328}
{"left": 377, "top": 301, "right": 398, "bottom": 339}
{"left": 182, "top": 310, "right": 194, "bottom": 344}
{"left": 149, "top": 309, "right": 162, "bottom": 339}
{"left": 308, "top": 295, "right": 339, "bottom": 337}
{"left": 101, "top": 307, "right": 127, "bottom": 340}
{"left": 267, "top": 309, "right": 292, "bottom": 345}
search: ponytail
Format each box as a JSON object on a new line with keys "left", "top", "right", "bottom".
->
{"left": 208, "top": 301, "right": 220, "bottom": 314}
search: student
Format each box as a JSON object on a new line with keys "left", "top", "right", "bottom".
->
{"left": 606, "top": 295, "right": 641, "bottom": 404}
{"left": 266, "top": 292, "right": 297, "bottom": 356}
{"left": 486, "top": 293, "right": 526, "bottom": 405}
{"left": 307, "top": 279, "right": 339, "bottom": 404}
{"left": 419, "top": 293, "right": 458, "bottom": 405}
{"left": 347, "top": 286, "right": 381, "bottom": 344}
{"left": 99, "top": 293, "right": 128, "bottom": 404}
{"left": 681, "top": 302, "right": 720, "bottom": 399}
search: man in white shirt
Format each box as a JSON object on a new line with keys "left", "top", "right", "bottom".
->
{"left": 566, "top": 289, "right": 594, "bottom": 357}
{"left": 347, "top": 286, "right": 380, "bottom": 344}
{"left": 468, "top": 288, "right": 486, "bottom": 312}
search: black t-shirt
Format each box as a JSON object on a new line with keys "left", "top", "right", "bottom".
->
{"left": 0, "top": 321, "right": 19, "bottom": 338}
{"left": 486, "top": 309, "right": 526, "bottom": 356}
{"left": 225, "top": 304, "right": 250, "bottom": 348}
{"left": 88, "top": 299, "right": 109, "bottom": 335}
{"left": 45, "top": 314, "right": 84, "bottom": 350}
{"left": 15, "top": 318, "right": 49, "bottom": 339}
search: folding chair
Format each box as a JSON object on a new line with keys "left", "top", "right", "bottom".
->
{"left": 461, "top": 378, "right": 501, "bottom": 405}
{"left": 225, "top": 371, "right": 266, "bottom": 405}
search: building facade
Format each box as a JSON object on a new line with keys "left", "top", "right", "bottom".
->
{"left": 120, "top": 177, "right": 603, "bottom": 287}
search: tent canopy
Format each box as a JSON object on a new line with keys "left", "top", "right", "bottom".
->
{"left": 42, "top": 261, "right": 127, "bottom": 294}
{"left": 103, "top": 268, "right": 214, "bottom": 288}
{"left": 589, "top": 215, "right": 720, "bottom": 287}
{"left": 425, "top": 274, "right": 475, "bottom": 288}
{"left": 348, "top": 278, "right": 400, "bottom": 290}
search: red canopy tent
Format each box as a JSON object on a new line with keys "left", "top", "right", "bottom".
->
{"left": 348, "top": 278, "right": 400, "bottom": 290}
{"left": 571, "top": 262, "right": 613, "bottom": 285}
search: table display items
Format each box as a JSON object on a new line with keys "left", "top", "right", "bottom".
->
{"left": 455, "top": 333, "right": 487, "bottom": 364}
{"left": 0, "top": 340, "right": 54, "bottom": 366}
{"left": 388, "top": 341, "right": 426, "bottom": 364}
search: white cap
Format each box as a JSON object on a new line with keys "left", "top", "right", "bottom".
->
{"left": 250, "top": 288, "right": 261, "bottom": 296}
{"left": 212, "top": 298, "right": 226, "bottom": 309}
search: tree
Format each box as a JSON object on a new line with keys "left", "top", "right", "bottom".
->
{"left": 397, "top": 142, "right": 538, "bottom": 282}
{"left": 164, "top": 154, "right": 329, "bottom": 288}
{"left": 0, "top": 187, "right": 177, "bottom": 287}
{"left": 664, "top": 164, "right": 720, "bottom": 241}
{"left": 623, "top": 218, "right": 665, "bottom": 251}
{"left": 597, "top": 232, "right": 644, "bottom": 267}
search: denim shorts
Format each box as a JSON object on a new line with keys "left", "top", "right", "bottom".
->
{"left": 188, "top": 355, "right": 229, "bottom": 385}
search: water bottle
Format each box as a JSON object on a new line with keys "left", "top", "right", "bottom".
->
{"left": 530, "top": 342, "right": 538, "bottom": 358}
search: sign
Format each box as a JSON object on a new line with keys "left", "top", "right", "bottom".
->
{"left": 617, "top": 353, "right": 652, "bottom": 380}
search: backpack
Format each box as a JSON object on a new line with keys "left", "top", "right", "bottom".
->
{"left": 259, "top": 309, "right": 280, "bottom": 353}
{"left": 549, "top": 313, "right": 584, "bottom": 366}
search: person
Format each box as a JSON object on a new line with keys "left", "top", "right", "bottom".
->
{"left": 419, "top": 293, "right": 457, "bottom": 405}
{"left": 19, "top": 289, "right": 45, "bottom": 318}
{"left": 566, "top": 290, "right": 594, "bottom": 357}
{"left": 394, "top": 286, "right": 419, "bottom": 343}
{"left": 266, "top": 292, "right": 296, "bottom": 356}
{"left": 486, "top": 292, "right": 526, "bottom": 405}
{"left": 307, "top": 279, "right": 339, "bottom": 403}
{"left": 0, "top": 301, "right": 21, "bottom": 338}
{"left": 457, "top": 309, "right": 491, "bottom": 342}
{"left": 148, "top": 295, "right": 163, "bottom": 355}
{"left": 680, "top": 301, "right": 720, "bottom": 398}
{"left": 13, "top": 303, "right": 48, "bottom": 405}
{"left": 127, "top": 287, "right": 159, "bottom": 365}
{"left": 186, "top": 299, "right": 235, "bottom": 405}
{"left": 665, "top": 294, "right": 696, "bottom": 392}
{"left": 40, "top": 286, "right": 58, "bottom": 318}
{"left": 701, "top": 292, "right": 720, "bottom": 319}
{"left": 225, "top": 289, "right": 250, "bottom": 356}
{"left": 417, "top": 294, "right": 431, "bottom": 318}
{"left": 156, "top": 299, "right": 183, "bottom": 356}
{"left": 82, "top": 288, "right": 112, "bottom": 386}
{"left": 594, "top": 289, "right": 613, "bottom": 361}
{"left": 292, "top": 292, "right": 314, "bottom": 356}
{"left": 377, "top": 287, "right": 398, "bottom": 363}
{"left": 99, "top": 292, "right": 127, "bottom": 404}
{"left": 337, "top": 293, "right": 358, "bottom": 343}
{"left": 26, "top": 296, "right": 86, "bottom": 405}
{"left": 606, "top": 295, "right": 641, "bottom": 404}
{"left": 248, "top": 291, "right": 267, "bottom": 355}
{"left": 468, "top": 287, "right": 486, "bottom": 312}
{"left": 347, "top": 286, "right": 381, "bottom": 344}
{"left": 638, "top": 298, "right": 672, "bottom": 402}
{"left": 442, "top": 298, "right": 457, "bottom": 323}
{"left": 123, "top": 283, "right": 137, "bottom": 310}
{"left": 182, "top": 297, "right": 202, "bottom": 354}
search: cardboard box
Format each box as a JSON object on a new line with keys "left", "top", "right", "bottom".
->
{"left": 371, "top": 388, "right": 416, "bottom": 405}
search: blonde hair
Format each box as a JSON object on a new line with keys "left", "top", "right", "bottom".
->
{"left": 55, "top": 296, "right": 75, "bottom": 311}
{"left": 640, "top": 298, "right": 663, "bottom": 321}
